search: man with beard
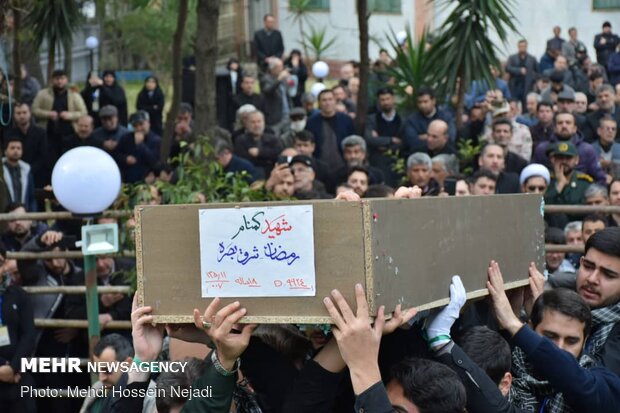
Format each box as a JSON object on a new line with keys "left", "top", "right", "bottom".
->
{"left": 574, "top": 227, "right": 620, "bottom": 375}
{"left": 305, "top": 89, "right": 355, "bottom": 175}
{"left": 92, "top": 105, "right": 129, "bottom": 154}
{"left": 584, "top": 84, "right": 620, "bottom": 142}
{"left": 405, "top": 152, "right": 440, "bottom": 196}
{"left": 490, "top": 118, "right": 528, "bottom": 174}
{"left": 533, "top": 111, "right": 606, "bottom": 184}
{"left": 401, "top": 86, "right": 456, "bottom": 154}
{"left": 4, "top": 102, "right": 49, "bottom": 188}
{"left": 19, "top": 230, "right": 88, "bottom": 413}
{"left": 478, "top": 143, "right": 521, "bottom": 194}
{"left": 234, "top": 110, "right": 282, "bottom": 180}
{"left": 114, "top": 111, "right": 161, "bottom": 183}
{"left": 61, "top": 115, "right": 101, "bottom": 153}
{"left": 2, "top": 137, "right": 36, "bottom": 211}
{"left": 332, "top": 135, "right": 384, "bottom": 192}
{"left": 32, "top": 69, "right": 87, "bottom": 164}
{"left": 365, "top": 87, "right": 403, "bottom": 187}
{"left": 1, "top": 203, "right": 47, "bottom": 252}
{"left": 289, "top": 155, "right": 330, "bottom": 199}
{"left": 544, "top": 141, "right": 592, "bottom": 207}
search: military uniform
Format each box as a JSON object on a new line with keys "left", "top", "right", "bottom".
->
{"left": 545, "top": 171, "right": 593, "bottom": 205}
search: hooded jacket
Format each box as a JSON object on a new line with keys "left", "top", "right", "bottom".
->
{"left": 532, "top": 131, "right": 607, "bottom": 184}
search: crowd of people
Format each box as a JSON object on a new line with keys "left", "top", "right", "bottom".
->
{"left": 1, "top": 12, "right": 620, "bottom": 413}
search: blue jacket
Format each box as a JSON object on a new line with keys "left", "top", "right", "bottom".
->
{"left": 305, "top": 112, "right": 355, "bottom": 159}
{"left": 224, "top": 155, "right": 257, "bottom": 183}
{"left": 465, "top": 78, "right": 512, "bottom": 109}
{"left": 513, "top": 326, "right": 620, "bottom": 413}
{"left": 532, "top": 132, "right": 607, "bottom": 184}
{"left": 401, "top": 107, "right": 457, "bottom": 154}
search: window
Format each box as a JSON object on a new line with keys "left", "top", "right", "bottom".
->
{"left": 593, "top": 0, "right": 620, "bottom": 10}
{"left": 369, "top": 0, "right": 402, "bottom": 14}
{"left": 306, "top": 0, "right": 330, "bottom": 10}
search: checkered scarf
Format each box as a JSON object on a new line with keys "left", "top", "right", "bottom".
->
{"left": 584, "top": 301, "right": 620, "bottom": 359}
{"left": 509, "top": 301, "right": 620, "bottom": 413}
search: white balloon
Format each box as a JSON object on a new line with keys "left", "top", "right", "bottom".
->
{"left": 312, "top": 61, "right": 329, "bottom": 78}
{"left": 52, "top": 147, "right": 121, "bottom": 215}
{"left": 396, "top": 31, "right": 407, "bottom": 45}
{"left": 310, "top": 82, "right": 327, "bottom": 97}
{"left": 85, "top": 36, "right": 99, "bottom": 50}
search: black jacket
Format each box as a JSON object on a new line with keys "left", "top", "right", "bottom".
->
{"left": 496, "top": 171, "right": 521, "bottom": 194}
{"left": 254, "top": 29, "right": 284, "bottom": 64}
{"left": 4, "top": 124, "right": 50, "bottom": 188}
{"left": 0, "top": 286, "right": 36, "bottom": 372}
{"left": 437, "top": 342, "right": 529, "bottom": 413}
{"left": 136, "top": 88, "right": 165, "bottom": 136}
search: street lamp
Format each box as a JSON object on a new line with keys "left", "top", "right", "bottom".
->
{"left": 85, "top": 36, "right": 99, "bottom": 72}
{"left": 52, "top": 147, "right": 121, "bottom": 361}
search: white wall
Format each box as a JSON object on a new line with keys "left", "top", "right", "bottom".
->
{"left": 433, "top": 0, "right": 620, "bottom": 62}
{"left": 276, "top": 0, "right": 415, "bottom": 61}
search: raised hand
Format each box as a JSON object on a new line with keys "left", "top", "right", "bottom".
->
{"left": 131, "top": 294, "right": 164, "bottom": 362}
{"left": 425, "top": 275, "right": 466, "bottom": 349}
{"left": 193, "top": 298, "right": 256, "bottom": 370}
{"left": 394, "top": 186, "right": 423, "bottom": 199}
{"left": 323, "top": 284, "right": 383, "bottom": 394}
{"left": 383, "top": 303, "right": 417, "bottom": 334}
{"left": 524, "top": 262, "right": 545, "bottom": 316}
{"left": 486, "top": 261, "right": 525, "bottom": 336}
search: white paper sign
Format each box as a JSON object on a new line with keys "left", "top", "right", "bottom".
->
{"left": 199, "top": 205, "right": 316, "bottom": 297}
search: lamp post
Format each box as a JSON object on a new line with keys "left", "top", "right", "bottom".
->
{"left": 52, "top": 147, "right": 121, "bottom": 368}
{"left": 85, "top": 36, "right": 99, "bottom": 73}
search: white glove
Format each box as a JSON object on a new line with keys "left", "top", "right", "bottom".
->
{"left": 425, "top": 275, "right": 467, "bottom": 349}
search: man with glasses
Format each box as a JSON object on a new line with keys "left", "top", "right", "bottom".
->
{"left": 592, "top": 116, "right": 620, "bottom": 182}
{"left": 519, "top": 163, "right": 550, "bottom": 194}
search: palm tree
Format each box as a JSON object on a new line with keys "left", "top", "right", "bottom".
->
{"left": 385, "top": 27, "right": 434, "bottom": 111}
{"left": 289, "top": 0, "right": 314, "bottom": 61}
{"left": 427, "top": 0, "right": 518, "bottom": 127}
{"left": 29, "top": 0, "right": 82, "bottom": 82}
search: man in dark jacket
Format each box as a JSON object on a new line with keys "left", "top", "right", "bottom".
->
{"left": 529, "top": 101, "right": 555, "bottom": 145}
{"left": 114, "top": 111, "right": 161, "bottom": 183}
{"left": 401, "top": 86, "right": 456, "bottom": 154}
{"left": 4, "top": 102, "right": 49, "bottom": 188}
{"left": 583, "top": 84, "right": 620, "bottom": 142}
{"left": 594, "top": 21, "right": 619, "bottom": 67}
{"left": 0, "top": 266, "right": 37, "bottom": 413}
{"left": 506, "top": 40, "right": 539, "bottom": 105}
{"left": 215, "top": 140, "right": 256, "bottom": 183}
{"left": 254, "top": 14, "right": 284, "bottom": 70}
{"left": 364, "top": 87, "right": 404, "bottom": 187}
{"left": 92, "top": 105, "right": 129, "bottom": 155}
{"left": 234, "top": 110, "right": 282, "bottom": 180}
{"left": 478, "top": 143, "right": 521, "bottom": 194}
{"left": 533, "top": 111, "right": 606, "bottom": 184}
{"left": 61, "top": 115, "right": 101, "bottom": 153}
{"left": 305, "top": 89, "right": 355, "bottom": 174}
{"left": 487, "top": 261, "right": 620, "bottom": 413}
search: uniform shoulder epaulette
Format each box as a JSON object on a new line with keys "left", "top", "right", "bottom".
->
{"left": 576, "top": 173, "right": 593, "bottom": 182}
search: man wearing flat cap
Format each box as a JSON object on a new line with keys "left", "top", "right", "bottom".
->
{"left": 545, "top": 141, "right": 593, "bottom": 207}
{"left": 114, "top": 111, "right": 161, "bottom": 183}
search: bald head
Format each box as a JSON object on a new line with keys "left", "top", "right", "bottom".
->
{"left": 76, "top": 115, "right": 94, "bottom": 139}
{"left": 427, "top": 120, "right": 449, "bottom": 151}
